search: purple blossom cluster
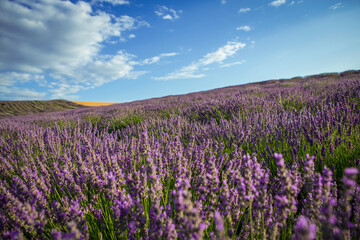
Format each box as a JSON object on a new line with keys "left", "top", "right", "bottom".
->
{"left": 0, "top": 71, "right": 360, "bottom": 239}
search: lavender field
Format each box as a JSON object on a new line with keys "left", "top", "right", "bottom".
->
{"left": 1, "top": 71, "right": 360, "bottom": 240}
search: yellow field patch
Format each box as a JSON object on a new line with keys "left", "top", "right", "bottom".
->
{"left": 71, "top": 101, "right": 119, "bottom": 107}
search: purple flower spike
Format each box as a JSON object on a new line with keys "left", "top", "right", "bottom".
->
{"left": 274, "top": 153, "right": 285, "bottom": 167}
{"left": 353, "top": 186, "right": 360, "bottom": 238}
{"left": 273, "top": 153, "right": 297, "bottom": 229}
{"left": 173, "top": 185, "right": 205, "bottom": 240}
{"left": 344, "top": 168, "right": 359, "bottom": 178}
{"left": 274, "top": 153, "right": 283, "bottom": 160}
{"left": 337, "top": 167, "right": 359, "bottom": 239}
{"left": 293, "top": 216, "right": 316, "bottom": 240}
{"left": 214, "top": 211, "right": 226, "bottom": 239}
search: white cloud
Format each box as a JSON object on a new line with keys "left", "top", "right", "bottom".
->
{"left": 0, "top": 86, "right": 46, "bottom": 100}
{"left": 0, "top": 0, "right": 148, "bottom": 74}
{"left": 220, "top": 60, "right": 245, "bottom": 68}
{"left": 49, "top": 51, "right": 147, "bottom": 97}
{"left": 47, "top": 51, "right": 178, "bottom": 98}
{"left": 153, "top": 41, "right": 245, "bottom": 80}
{"left": 239, "top": 8, "right": 251, "bottom": 13}
{"left": 329, "top": 3, "right": 343, "bottom": 10}
{"left": 161, "top": 53, "right": 178, "bottom": 57}
{"left": 163, "top": 15, "right": 173, "bottom": 20}
{"left": 79, "top": 51, "right": 139, "bottom": 84}
{"left": 0, "top": 0, "right": 151, "bottom": 100}
{"left": 48, "top": 83, "right": 84, "bottom": 100}
{"left": 236, "top": 25, "right": 252, "bottom": 31}
{"left": 0, "top": 72, "right": 45, "bottom": 87}
{"left": 0, "top": 72, "right": 47, "bottom": 99}
{"left": 128, "top": 34, "right": 136, "bottom": 39}
{"left": 153, "top": 71, "right": 205, "bottom": 81}
{"left": 155, "top": 6, "right": 182, "bottom": 20}
{"left": 91, "top": 0, "right": 130, "bottom": 5}
{"left": 269, "top": 0, "right": 286, "bottom": 7}
{"left": 142, "top": 52, "right": 178, "bottom": 65}
{"left": 221, "top": 0, "right": 227, "bottom": 5}
{"left": 199, "top": 41, "right": 246, "bottom": 65}
{"left": 249, "top": 40, "right": 256, "bottom": 48}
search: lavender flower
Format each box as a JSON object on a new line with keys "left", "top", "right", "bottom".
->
{"left": 352, "top": 186, "right": 360, "bottom": 238}
{"left": 337, "top": 167, "right": 359, "bottom": 239}
{"left": 173, "top": 178, "right": 206, "bottom": 240}
{"left": 273, "top": 153, "right": 297, "bottom": 229}
{"left": 214, "top": 211, "right": 226, "bottom": 240}
{"left": 320, "top": 166, "right": 338, "bottom": 239}
{"left": 293, "top": 216, "right": 317, "bottom": 240}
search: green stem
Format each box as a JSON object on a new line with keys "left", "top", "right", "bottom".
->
{"left": 261, "top": 210, "right": 266, "bottom": 240}
{"left": 250, "top": 201, "right": 253, "bottom": 240}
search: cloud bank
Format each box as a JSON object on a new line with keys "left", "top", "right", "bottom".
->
{"left": 0, "top": 0, "right": 166, "bottom": 99}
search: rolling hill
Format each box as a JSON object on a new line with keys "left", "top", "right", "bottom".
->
{"left": 0, "top": 99, "right": 86, "bottom": 118}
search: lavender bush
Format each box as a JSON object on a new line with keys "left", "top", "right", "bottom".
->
{"left": 0, "top": 71, "right": 360, "bottom": 239}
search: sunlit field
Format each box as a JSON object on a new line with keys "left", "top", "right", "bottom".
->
{"left": 71, "top": 101, "right": 119, "bottom": 107}
{"left": 0, "top": 71, "right": 359, "bottom": 239}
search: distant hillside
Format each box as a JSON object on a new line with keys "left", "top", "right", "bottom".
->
{"left": 0, "top": 100, "right": 86, "bottom": 118}
{"left": 127, "top": 70, "right": 360, "bottom": 104}
{"left": 1, "top": 70, "right": 359, "bottom": 119}
{"left": 71, "top": 101, "right": 119, "bottom": 107}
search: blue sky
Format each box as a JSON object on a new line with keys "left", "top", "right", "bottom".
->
{"left": 0, "top": 0, "right": 359, "bottom": 102}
